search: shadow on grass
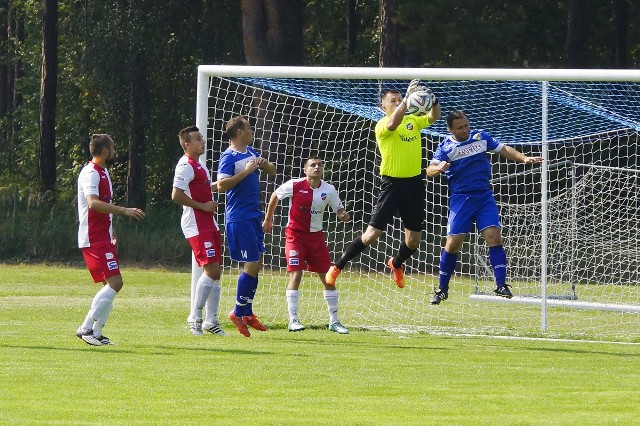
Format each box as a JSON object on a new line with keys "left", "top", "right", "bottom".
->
{"left": 274, "top": 335, "right": 449, "bottom": 351}
{"left": 519, "top": 346, "right": 640, "bottom": 358}
{"left": 0, "top": 343, "right": 276, "bottom": 356}
{"left": 0, "top": 343, "right": 137, "bottom": 354}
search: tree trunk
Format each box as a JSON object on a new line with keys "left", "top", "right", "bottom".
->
{"left": 0, "top": 4, "right": 6, "bottom": 119}
{"left": 378, "top": 0, "right": 403, "bottom": 67}
{"left": 241, "top": 0, "right": 303, "bottom": 65}
{"left": 5, "top": 1, "right": 23, "bottom": 153}
{"left": 38, "top": 0, "right": 58, "bottom": 196}
{"left": 565, "top": 0, "right": 587, "bottom": 68}
{"left": 126, "top": 1, "right": 148, "bottom": 209}
{"left": 127, "top": 65, "right": 148, "bottom": 209}
{"left": 346, "top": 0, "right": 356, "bottom": 57}
{"left": 612, "top": 0, "right": 627, "bottom": 68}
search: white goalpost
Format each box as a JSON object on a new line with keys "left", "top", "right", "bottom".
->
{"left": 194, "top": 65, "right": 640, "bottom": 341}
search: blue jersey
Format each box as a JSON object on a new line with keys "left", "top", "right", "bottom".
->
{"left": 217, "top": 146, "right": 262, "bottom": 223}
{"left": 430, "top": 129, "right": 504, "bottom": 194}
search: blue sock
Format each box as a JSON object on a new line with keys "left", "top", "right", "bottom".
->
{"left": 246, "top": 275, "right": 258, "bottom": 316}
{"left": 439, "top": 250, "right": 458, "bottom": 292}
{"left": 234, "top": 272, "right": 254, "bottom": 316}
{"left": 489, "top": 245, "right": 507, "bottom": 288}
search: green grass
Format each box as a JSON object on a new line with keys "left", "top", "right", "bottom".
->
{"left": 2, "top": 263, "right": 640, "bottom": 425}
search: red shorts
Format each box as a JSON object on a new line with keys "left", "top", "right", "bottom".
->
{"left": 81, "top": 240, "right": 121, "bottom": 283}
{"left": 284, "top": 228, "right": 331, "bottom": 273}
{"left": 187, "top": 229, "right": 223, "bottom": 267}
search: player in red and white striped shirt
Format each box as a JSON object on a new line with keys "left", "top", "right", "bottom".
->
{"left": 263, "top": 157, "right": 351, "bottom": 334}
{"left": 76, "top": 134, "right": 146, "bottom": 346}
{"left": 172, "top": 126, "right": 226, "bottom": 336}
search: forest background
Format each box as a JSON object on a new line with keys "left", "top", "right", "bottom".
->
{"left": 0, "top": 0, "right": 638, "bottom": 262}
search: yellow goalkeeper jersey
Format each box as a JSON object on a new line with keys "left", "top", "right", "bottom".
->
{"left": 375, "top": 114, "right": 433, "bottom": 178}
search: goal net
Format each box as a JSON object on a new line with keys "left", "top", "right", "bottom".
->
{"left": 196, "top": 66, "right": 640, "bottom": 342}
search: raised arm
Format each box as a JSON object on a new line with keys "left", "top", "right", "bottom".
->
{"left": 498, "top": 145, "right": 543, "bottom": 164}
{"left": 427, "top": 101, "right": 441, "bottom": 125}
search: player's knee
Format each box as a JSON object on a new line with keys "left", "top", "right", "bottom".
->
{"left": 204, "top": 263, "right": 222, "bottom": 280}
{"left": 106, "top": 276, "right": 123, "bottom": 292}
{"left": 361, "top": 227, "right": 382, "bottom": 245}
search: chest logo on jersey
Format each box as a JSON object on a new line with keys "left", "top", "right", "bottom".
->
{"left": 400, "top": 134, "right": 418, "bottom": 143}
{"left": 204, "top": 241, "right": 212, "bottom": 248}
{"left": 406, "top": 123, "right": 414, "bottom": 131}
{"left": 321, "top": 193, "right": 327, "bottom": 201}
{"left": 299, "top": 190, "right": 309, "bottom": 194}
{"left": 289, "top": 250, "right": 298, "bottom": 257}
{"left": 449, "top": 140, "right": 488, "bottom": 161}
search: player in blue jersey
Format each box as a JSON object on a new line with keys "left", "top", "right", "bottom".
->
{"left": 426, "top": 110, "right": 542, "bottom": 304}
{"left": 217, "top": 116, "right": 276, "bottom": 336}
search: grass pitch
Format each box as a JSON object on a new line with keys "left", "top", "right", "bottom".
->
{"left": 1, "top": 263, "right": 640, "bottom": 425}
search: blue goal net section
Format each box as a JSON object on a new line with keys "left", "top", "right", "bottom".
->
{"left": 197, "top": 66, "right": 640, "bottom": 342}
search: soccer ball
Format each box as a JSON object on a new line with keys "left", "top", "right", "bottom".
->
{"left": 406, "top": 90, "right": 433, "bottom": 116}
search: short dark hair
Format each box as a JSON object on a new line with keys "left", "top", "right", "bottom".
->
{"left": 225, "top": 116, "right": 250, "bottom": 139}
{"left": 89, "top": 134, "right": 113, "bottom": 157}
{"left": 446, "top": 110, "right": 467, "bottom": 128}
{"left": 304, "top": 156, "right": 323, "bottom": 166}
{"left": 178, "top": 125, "right": 199, "bottom": 150}
{"left": 380, "top": 89, "right": 401, "bottom": 102}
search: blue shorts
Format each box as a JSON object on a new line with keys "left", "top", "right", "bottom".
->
{"left": 225, "top": 217, "right": 266, "bottom": 262}
{"left": 447, "top": 191, "right": 501, "bottom": 236}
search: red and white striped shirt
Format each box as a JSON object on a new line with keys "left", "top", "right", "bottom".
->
{"left": 274, "top": 178, "right": 344, "bottom": 233}
{"left": 173, "top": 155, "right": 219, "bottom": 238}
{"left": 77, "top": 162, "right": 114, "bottom": 248}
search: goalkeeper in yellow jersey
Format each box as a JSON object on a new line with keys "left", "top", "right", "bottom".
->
{"left": 326, "top": 80, "right": 441, "bottom": 288}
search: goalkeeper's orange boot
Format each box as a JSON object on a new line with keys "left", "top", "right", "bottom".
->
{"left": 244, "top": 314, "right": 267, "bottom": 331}
{"left": 228, "top": 310, "right": 251, "bottom": 337}
{"left": 387, "top": 258, "right": 406, "bottom": 288}
{"left": 325, "top": 265, "right": 341, "bottom": 286}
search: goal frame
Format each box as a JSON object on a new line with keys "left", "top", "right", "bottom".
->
{"left": 194, "top": 65, "right": 640, "bottom": 334}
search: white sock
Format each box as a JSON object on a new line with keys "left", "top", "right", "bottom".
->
{"left": 205, "top": 280, "right": 221, "bottom": 324}
{"left": 191, "top": 274, "right": 214, "bottom": 320}
{"left": 92, "top": 300, "right": 113, "bottom": 337}
{"left": 286, "top": 289, "right": 299, "bottom": 322}
{"left": 82, "top": 285, "right": 117, "bottom": 331}
{"left": 324, "top": 290, "right": 339, "bottom": 324}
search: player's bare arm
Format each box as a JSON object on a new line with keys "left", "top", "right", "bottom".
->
{"left": 499, "top": 145, "right": 543, "bottom": 164}
{"left": 426, "top": 161, "right": 450, "bottom": 177}
{"left": 86, "top": 194, "right": 146, "bottom": 219}
{"left": 427, "top": 101, "right": 442, "bottom": 125}
{"left": 337, "top": 208, "right": 351, "bottom": 222}
{"left": 384, "top": 92, "right": 406, "bottom": 131}
{"left": 216, "top": 160, "right": 260, "bottom": 192}
{"left": 262, "top": 192, "right": 280, "bottom": 233}
{"left": 171, "top": 187, "right": 217, "bottom": 213}
{"left": 255, "top": 157, "right": 277, "bottom": 175}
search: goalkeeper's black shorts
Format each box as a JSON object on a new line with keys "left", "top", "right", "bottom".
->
{"left": 369, "top": 174, "right": 426, "bottom": 232}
